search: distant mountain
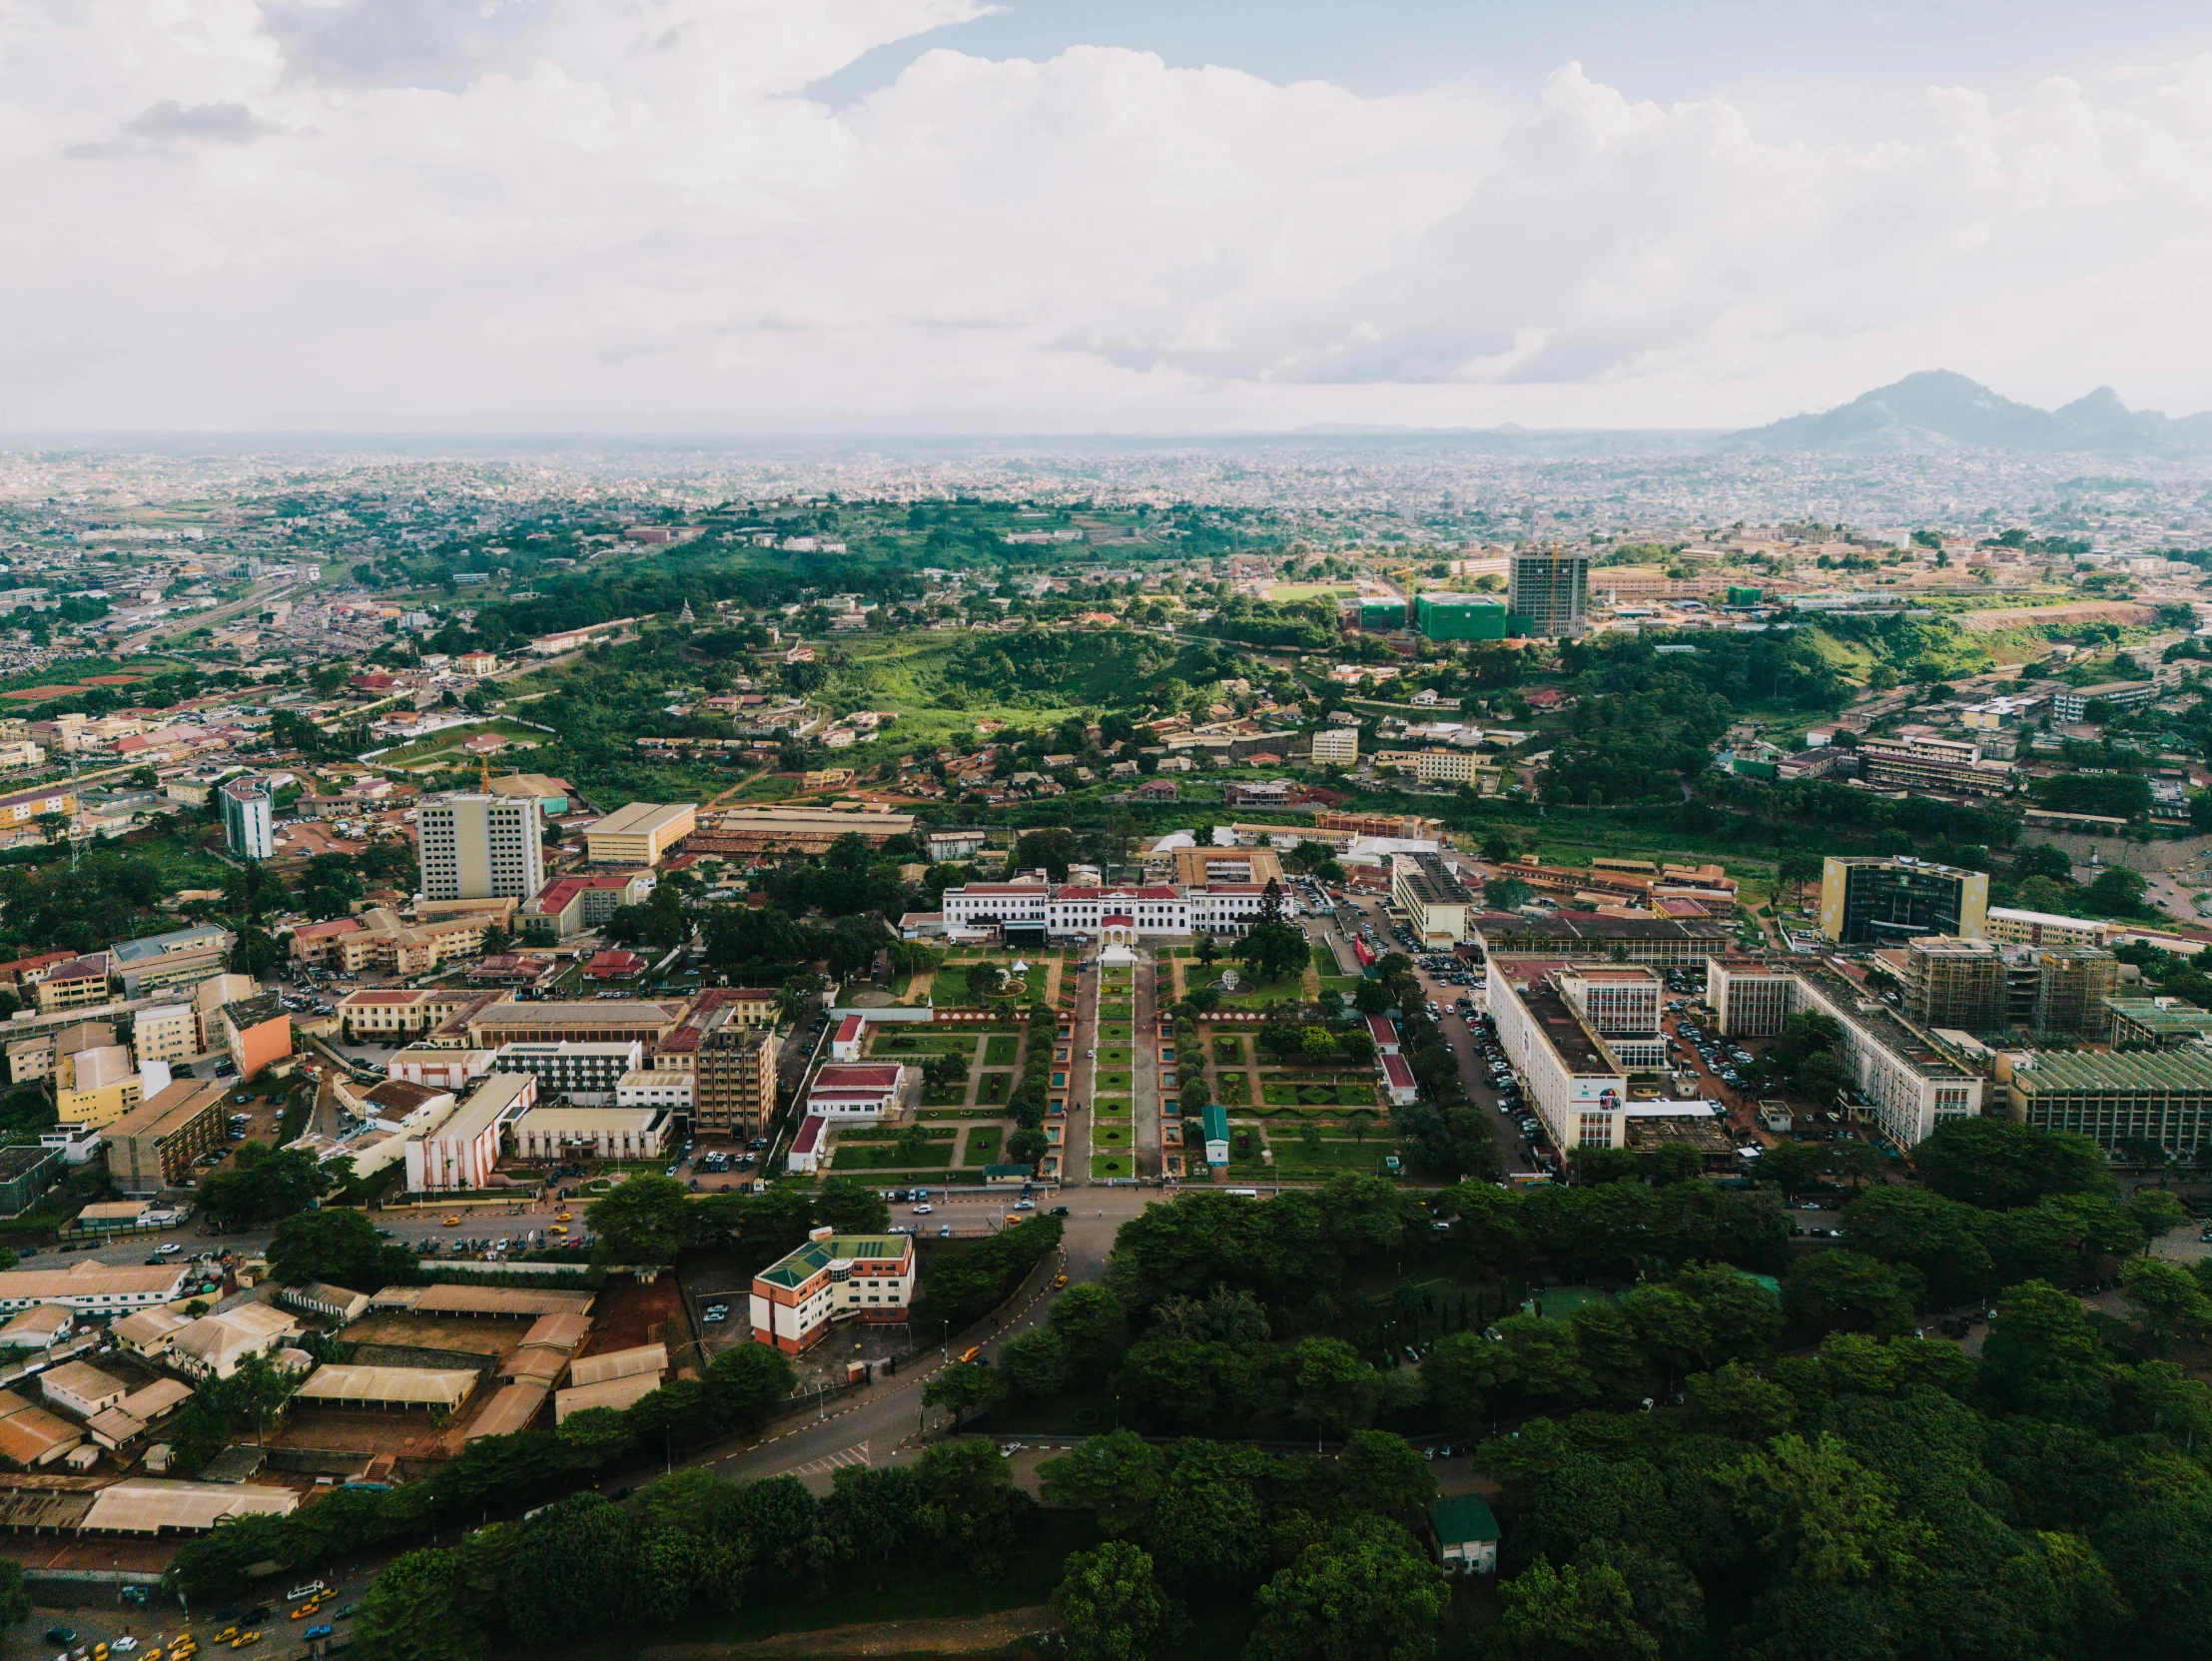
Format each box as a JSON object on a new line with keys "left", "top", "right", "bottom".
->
{"left": 1729, "top": 370, "right": 2212, "bottom": 456}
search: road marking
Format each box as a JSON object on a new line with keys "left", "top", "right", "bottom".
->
{"left": 781, "top": 1441, "right": 871, "bottom": 1478}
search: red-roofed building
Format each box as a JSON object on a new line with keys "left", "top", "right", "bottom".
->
{"left": 806, "top": 1063, "right": 905, "bottom": 1122}
{"left": 466, "top": 954, "right": 558, "bottom": 988}
{"left": 831, "top": 1014, "right": 865, "bottom": 1062}
{"left": 687, "top": 987, "right": 780, "bottom": 1026}
{"left": 583, "top": 950, "right": 647, "bottom": 981}
{"left": 786, "top": 1112, "right": 829, "bottom": 1175}
{"left": 1366, "top": 1016, "right": 1400, "bottom": 1055}
{"left": 1381, "top": 1053, "right": 1417, "bottom": 1106}
{"left": 521, "top": 872, "right": 655, "bottom": 938}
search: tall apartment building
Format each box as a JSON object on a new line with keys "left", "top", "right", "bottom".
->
{"left": 1309, "top": 727, "right": 1359, "bottom": 766}
{"left": 1819, "top": 856, "right": 1988, "bottom": 946}
{"left": 416, "top": 794, "right": 544, "bottom": 902}
{"left": 220, "top": 778, "right": 274, "bottom": 861}
{"left": 1901, "top": 937, "right": 2005, "bottom": 1032}
{"left": 1507, "top": 546, "right": 1589, "bottom": 638}
{"left": 695, "top": 1024, "right": 776, "bottom": 1139}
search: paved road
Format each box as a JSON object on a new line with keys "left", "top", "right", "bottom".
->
{"left": 703, "top": 1192, "right": 1161, "bottom": 1489}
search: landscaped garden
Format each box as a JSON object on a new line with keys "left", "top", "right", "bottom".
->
{"left": 1261, "top": 1082, "right": 1379, "bottom": 1107}
{"left": 1096, "top": 1071, "right": 1132, "bottom": 1093}
{"left": 964, "top": 1127, "right": 1003, "bottom": 1164}
{"left": 977, "top": 1071, "right": 1011, "bottom": 1105}
{"left": 983, "top": 1035, "right": 1020, "bottom": 1066}
{"left": 1090, "top": 1153, "right": 1132, "bottom": 1179}
{"left": 1093, "top": 1097, "right": 1132, "bottom": 1118}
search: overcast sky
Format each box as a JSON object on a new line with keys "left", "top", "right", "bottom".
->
{"left": 8, "top": 0, "right": 2212, "bottom": 433}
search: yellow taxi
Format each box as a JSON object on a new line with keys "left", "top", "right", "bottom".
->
{"left": 442, "top": 1216, "right": 461, "bottom": 1226}
{"left": 231, "top": 1632, "right": 262, "bottom": 1650}
{"left": 215, "top": 1629, "right": 239, "bottom": 1644}
{"left": 548, "top": 1224, "right": 567, "bottom": 1237}
{"left": 556, "top": 1211, "right": 572, "bottom": 1223}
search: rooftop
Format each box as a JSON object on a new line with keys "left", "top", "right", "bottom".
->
{"left": 2103, "top": 996, "right": 2212, "bottom": 1036}
{"left": 755, "top": 1232, "right": 911, "bottom": 1290}
{"left": 588, "top": 801, "right": 696, "bottom": 837}
{"left": 2012, "top": 1048, "right": 2212, "bottom": 1093}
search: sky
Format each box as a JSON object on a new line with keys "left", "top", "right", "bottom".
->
{"left": 7, "top": 0, "right": 2212, "bottom": 433}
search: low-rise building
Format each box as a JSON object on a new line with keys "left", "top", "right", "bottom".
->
{"left": 806, "top": 1063, "right": 905, "bottom": 1122}
{"left": 406, "top": 1073, "right": 534, "bottom": 1193}
{"left": 749, "top": 1227, "right": 917, "bottom": 1352}
{"left": 218, "top": 994, "right": 292, "bottom": 1082}
{"left": 1984, "top": 906, "right": 2107, "bottom": 950}
{"left": 166, "top": 1302, "right": 303, "bottom": 1381}
{"left": 105, "top": 1079, "right": 228, "bottom": 1196}
{"left": 584, "top": 801, "right": 697, "bottom": 867}
{"left": 109, "top": 925, "right": 235, "bottom": 999}
{"left": 35, "top": 957, "right": 113, "bottom": 1013}
{"left": 2006, "top": 1047, "right": 2212, "bottom": 1158}
{"left": 510, "top": 1105, "right": 670, "bottom": 1163}
{"left": 2053, "top": 680, "right": 2158, "bottom": 723}
{"left": 491, "top": 1041, "right": 643, "bottom": 1105}
{"left": 131, "top": 1001, "right": 199, "bottom": 1068}
{"left": 0, "top": 1260, "right": 188, "bottom": 1315}
{"left": 2104, "top": 995, "right": 2212, "bottom": 1049}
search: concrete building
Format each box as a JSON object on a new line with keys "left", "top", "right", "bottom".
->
{"left": 1309, "top": 726, "right": 1359, "bottom": 766}
{"left": 336, "top": 987, "right": 484, "bottom": 1041}
{"left": 2023, "top": 947, "right": 2119, "bottom": 1035}
{"left": 416, "top": 794, "right": 544, "bottom": 903}
{"left": 2005, "top": 1047, "right": 2212, "bottom": 1157}
{"left": 293, "top": 905, "right": 513, "bottom": 976}
{"left": 0, "top": 1260, "right": 188, "bottom": 1315}
{"left": 510, "top": 1105, "right": 669, "bottom": 1163}
{"left": 2104, "top": 996, "right": 2212, "bottom": 1049}
{"left": 749, "top": 1227, "right": 916, "bottom": 1353}
{"left": 1986, "top": 907, "right": 2108, "bottom": 950}
{"left": 1703, "top": 955, "right": 1981, "bottom": 1147}
{"left": 940, "top": 881, "right": 1052, "bottom": 938}
{"left": 615, "top": 1069, "right": 692, "bottom": 1114}
{"left": 220, "top": 778, "right": 274, "bottom": 860}
{"left": 1900, "top": 937, "right": 2005, "bottom": 1033}
{"left": 35, "top": 958, "right": 112, "bottom": 1013}
{"left": 1472, "top": 911, "right": 1733, "bottom": 967}
{"left": 805, "top": 1063, "right": 904, "bottom": 1122}
{"left": 55, "top": 1043, "right": 143, "bottom": 1130}
{"left": 109, "top": 926, "right": 234, "bottom": 999}
{"left": 1393, "top": 852, "right": 1475, "bottom": 946}
{"left": 583, "top": 801, "right": 697, "bottom": 868}
{"left": 105, "top": 1079, "right": 227, "bottom": 1197}
{"left": 464, "top": 999, "right": 685, "bottom": 1049}
{"left": 1819, "top": 856, "right": 1988, "bottom": 946}
{"left": 1507, "top": 546, "right": 1589, "bottom": 637}
{"left": 217, "top": 994, "right": 292, "bottom": 1082}
{"left": 130, "top": 1001, "right": 199, "bottom": 1068}
{"left": 490, "top": 1040, "right": 643, "bottom": 1105}
{"left": 692, "top": 1020, "right": 776, "bottom": 1139}
{"left": 405, "top": 1072, "right": 534, "bottom": 1193}
{"left": 1486, "top": 961, "right": 1629, "bottom": 1151}
{"left": 2052, "top": 680, "right": 2158, "bottom": 723}
{"left": 1552, "top": 965, "right": 1666, "bottom": 1069}
{"left": 519, "top": 872, "right": 655, "bottom": 937}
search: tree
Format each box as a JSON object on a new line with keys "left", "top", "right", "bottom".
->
{"left": 1424, "top": 1329, "right": 1517, "bottom": 1436}
{"left": 354, "top": 1547, "right": 482, "bottom": 1661}
{"left": 700, "top": 1342, "right": 795, "bottom": 1432}
{"left": 1352, "top": 979, "right": 1392, "bottom": 1017}
{"left": 197, "top": 1142, "right": 333, "bottom": 1227}
{"left": 1714, "top": 1431, "right": 1931, "bottom": 1585}
{"left": 1487, "top": 876, "right": 1534, "bottom": 912}
{"left": 1244, "top": 1521, "right": 1448, "bottom": 1661}
{"left": 1497, "top": 1557, "right": 1660, "bottom": 1661}
{"left": 1912, "top": 1118, "right": 2110, "bottom": 1210}
{"left": 1291, "top": 1335, "right": 1379, "bottom": 1435}
{"left": 998, "top": 1328, "right": 1071, "bottom": 1398}
{"left": 586, "top": 1173, "right": 695, "bottom": 1266}
{"left": 1014, "top": 828, "right": 1081, "bottom": 881}
{"left": 1782, "top": 1250, "right": 1917, "bottom": 1337}
{"left": 1053, "top": 1541, "right": 1178, "bottom": 1661}
{"left": 1048, "top": 1282, "right": 1128, "bottom": 1367}
{"left": 1039, "top": 1430, "right": 1165, "bottom": 1537}
{"left": 813, "top": 1176, "right": 890, "bottom": 1235}
{"left": 1337, "top": 1430, "right": 1436, "bottom": 1526}
{"left": 0, "top": 1558, "right": 28, "bottom": 1629}
{"left": 2120, "top": 1257, "right": 2212, "bottom": 1352}
{"left": 922, "top": 1361, "right": 1005, "bottom": 1423}
{"left": 268, "top": 1207, "right": 414, "bottom": 1291}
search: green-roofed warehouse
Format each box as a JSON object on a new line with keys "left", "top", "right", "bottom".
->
{"left": 1429, "top": 1491, "right": 1500, "bottom": 1575}
{"left": 2005, "top": 1047, "right": 2212, "bottom": 1157}
{"left": 1201, "top": 1103, "right": 1230, "bottom": 1168}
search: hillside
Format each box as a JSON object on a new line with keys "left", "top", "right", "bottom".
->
{"left": 1730, "top": 369, "right": 2212, "bottom": 456}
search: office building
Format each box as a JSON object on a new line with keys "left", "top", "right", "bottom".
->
{"left": 1413, "top": 592, "right": 1510, "bottom": 641}
{"left": 220, "top": 778, "right": 274, "bottom": 860}
{"left": 490, "top": 1041, "right": 643, "bottom": 1106}
{"left": 693, "top": 1022, "right": 776, "bottom": 1138}
{"left": 2104, "top": 996, "right": 2212, "bottom": 1049}
{"left": 1551, "top": 965, "right": 1666, "bottom": 1068}
{"left": 509, "top": 1105, "right": 670, "bottom": 1164}
{"left": 1486, "top": 960, "right": 1629, "bottom": 1151}
{"left": 1473, "top": 911, "right": 1733, "bottom": 967}
{"left": 130, "top": 1001, "right": 198, "bottom": 1068}
{"left": 1507, "top": 546, "right": 1589, "bottom": 638}
{"left": 218, "top": 995, "right": 292, "bottom": 1083}
{"left": 1309, "top": 726, "right": 1359, "bottom": 766}
{"left": 2025, "top": 947, "right": 2119, "bottom": 1035}
{"left": 2052, "top": 680, "right": 2158, "bottom": 724}
{"left": 1900, "top": 937, "right": 2005, "bottom": 1032}
{"left": 1393, "top": 852, "right": 1475, "bottom": 946}
{"left": 2006, "top": 1048, "right": 2212, "bottom": 1157}
{"left": 109, "top": 925, "right": 234, "bottom": 1000}
{"left": 405, "top": 1073, "right": 533, "bottom": 1193}
{"left": 1986, "top": 907, "right": 2105, "bottom": 950}
{"left": 749, "top": 1227, "right": 916, "bottom": 1353}
{"left": 106, "top": 1080, "right": 228, "bottom": 1197}
{"left": 1702, "top": 955, "right": 1980, "bottom": 1147}
{"left": 416, "top": 794, "right": 544, "bottom": 903}
{"left": 583, "top": 802, "right": 697, "bottom": 868}
{"left": 1819, "top": 856, "right": 1988, "bottom": 946}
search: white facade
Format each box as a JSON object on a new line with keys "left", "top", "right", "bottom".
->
{"left": 1310, "top": 727, "right": 1359, "bottom": 766}
{"left": 1046, "top": 885, "right": 1189, "bottom": 937}
{"left": 615, "top": 1069, "right": 693, "bottom": 1113}
{"left": 405, "top": 1073, "right": 533, "bottom": 1193}
{"left": 1187, "top": 885, "right": 1270, "bottom": 935}
{"left": 940, "top": 882, "right": 1050, "bottom": 934}
{"left": 1486, "top": 966, "right": 1627, "bottom": 1151}
{"left": 416, "top": 794, "right": 545, "bottom": 903}
{"left": 491, "top": 1040, "right": 644, "bottom": 1106}
{"left": 131, "top": 1002, "right": 198, "bottom": 1067}
{"left": 220, "top": 778, "right": 274, "bottom": 861}
{"left": 510, "top": 1105, "right": 667, "bottom": 1162}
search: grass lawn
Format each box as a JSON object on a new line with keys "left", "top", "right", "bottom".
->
{"left": 831, "top": 1143, "right": 955, "bottom": 1171}
{"left": 921, "top": 1080, "right": 972, "bottom": 1107}
{"left": 1311, "top": 944, "right": 1341, "bottom": 974}
{"left": 872, "top": 1031, "right": 979, "bottom": 1056}
{"left": 1099, "top": 1047, "right": 1132, "bottom": 1066}
{"left": 1213, "top": 1036, "right": 1245, "bottom": 1062}
{"left": 1097, "top": 1071, "right": 1133, "bottom": 1092}
{"left": 917, "top": 1108, "right": 984, "bottom": 1121}
{"left": 1267, "top": 1140, "right": 1398, "bottom": 1173}
{"left": 1095, "top": 1123, "right": 1130, "bottom": 1147}
{"left": 1099, "top": 1022, "right": 1132, "bottom": 1042}
{"left": 1092, "top": 1153, "right": 1134, "bottom": 1179}
{"left": 1260, "top": 1083, "right": 1380, "bottom": 1107}
{"left": 1094, "top": 1097, "right": 1132, "bottom": 1118}
{"left": 1318, "top": 976, "right": 1364, "bottom": 996}
{"left": 1100, "top": 1000, "right": 1134, "bottom": 1019}
{"left": 964, "top": 1127, "right": 1003, "bottom": 1164}
{"left": 984, "top": 1034, "right": 1020, "bottom": 1067}
{"left": 1218, "top": 1071, "right": 1248, "bottom": 1104}
{"left": 977, "top": 1071, "right": 1012, "bottom": 1105}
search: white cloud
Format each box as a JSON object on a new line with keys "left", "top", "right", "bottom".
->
{"left": 3, "top": 3, "right": 2212, "bottom": 428}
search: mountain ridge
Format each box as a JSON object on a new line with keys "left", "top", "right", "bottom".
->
{"left": 1727, "top": 369, "right": 2212, "bottom": 456}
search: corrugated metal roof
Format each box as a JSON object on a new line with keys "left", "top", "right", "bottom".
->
{"left": 80, "top": 1478, "right": 298, "bottom": 1533}
{"left": 553, "top": 1372, "right": 663, "bottom": 1421}
{"left": 295, "top": 1365, "right": 477, "bottom": 1407}
{"left": 567, "top": 1343, "right": 666, "bottom": 1387}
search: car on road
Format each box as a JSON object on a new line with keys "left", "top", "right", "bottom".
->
{"left": 1049, "top": 1205, "right": 1069, "bottom": 1216}
{"left": 702, "top": 1304, "right": 728, "bottom": 1322}
{"left": 912, "top": 1204, "right": 934, "bottom": 1215}
{"left": 959, "top": 1345, "right": 983, "bottom": 1362}
{"left": 442, "top": 1216, "right": 460, "bottom": 1227}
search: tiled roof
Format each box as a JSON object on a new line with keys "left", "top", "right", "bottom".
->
{"left": 755, "top": 1233, "right": 910, "bottom": 1290}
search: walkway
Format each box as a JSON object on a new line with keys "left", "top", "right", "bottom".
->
{"left": 1132, "top": 948, "right": 1161, "bottom": 1180}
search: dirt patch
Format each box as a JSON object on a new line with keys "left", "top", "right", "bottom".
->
{"left": 84, "top": 674, "right": 145, "bottom": 686}
{"left": 1, "top": 685, "right": 87, "bottom": 701}
{"left": 644, "top": 1606, "right": 1058, "bottom": 1659}
{"left": 584, "top": 1271, "right": 683, "bottom": 1360}
{"left": 272, "top": 1402, "right": 455, "bottom": 1461}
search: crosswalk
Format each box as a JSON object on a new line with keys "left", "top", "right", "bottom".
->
{"left": 780, "top": 1441, "right": 870, "bottom": 1479}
